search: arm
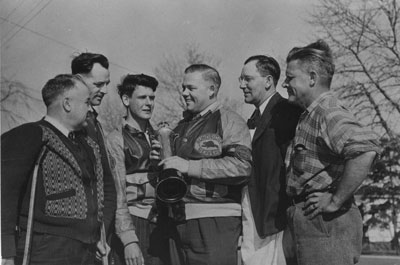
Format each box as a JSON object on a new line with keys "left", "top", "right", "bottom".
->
{"left": 94, "top": 122, "right": 116, "bottom": 235}
{"left": 303, "top": 106, "right": 380, "bottom": 218}
{"left": 106, "top": 131, "right": 143, "bottom": 264}
{"left": 1, "top": 124, "right": 43, "bottom": 258}
{"left": 304, "top": 151, "right": 377, "bottom": 218}
{"left": 161, "top": 110, "right": 252, "bottom": 185}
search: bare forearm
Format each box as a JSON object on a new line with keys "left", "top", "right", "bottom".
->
{"left": 332, "top": 151, "right": 377, "bottom": 207}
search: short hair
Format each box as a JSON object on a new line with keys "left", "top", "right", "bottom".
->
{"left": 244, "top": 55, "right": 281, "bottom": 86}
{"left": 42, "top": 74, "right": 84, "bottom": 107}
{"left": 184, "top": 64, "right": 221, "bottom": 89}
{"left": 117, "top": 74, "right": 158, "bottom": 98}
{"left": 71, "top": 52, "right": 109, "bottom": 75}
{"left": 286, "top": 40, "right": 335, "bottom": 86}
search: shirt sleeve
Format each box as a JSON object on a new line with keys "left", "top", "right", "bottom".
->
{"left": 322, "top": 106, "right": 381, "bottom": 159}
{"left": 187, "top": 109, "right": 252, "bottom": 185}
{"left": 1, "top": 123, "right": 43, "bottom": 258}
{"left": 106, "top": 130, "right": 139, "bottom": 245}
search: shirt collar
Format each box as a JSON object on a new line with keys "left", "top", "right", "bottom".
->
{"left": 305, "top": 91, "right": 333, "bottom": 115}
{"left": 44, "top": 116, "right": 70, "bottom": 137}
{"left": 198, "top": 101, "right": 220, "bottom": 117}
{"left": 123, "top": 119, "right": 153, "bottom": 134}
{"left": 258, "top": 92, "right": 277, "bottom": 114}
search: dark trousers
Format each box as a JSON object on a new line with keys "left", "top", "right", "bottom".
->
{"left": 15, "top": 231, "right": 97, "bottom": 265}
{"left": 111, "top": 215, "right": 170, "bottom": 265}
{"left": 169, "top": 216, "right": 241, "bottom": 265}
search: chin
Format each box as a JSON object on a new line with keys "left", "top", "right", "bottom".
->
{"left": 287, "top": 95, "right": 296, "bottom": 102}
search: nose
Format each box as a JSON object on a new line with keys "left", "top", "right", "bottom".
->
{"left": 182, "top": 88, "right": 189, "bottom": 97}
{"left": 100, "top": 84, "right": 108, "bottom": 94}
{"left": 145, "top": 97, "right": 152, "bottom": 105}
{"left": 239, "top": 79, "right": 246, "bottom": 89}
{"left": 282, "top": 80, "right": 288, "bottom": 89}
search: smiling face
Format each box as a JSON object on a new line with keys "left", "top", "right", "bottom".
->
{"left": 239, "top": 60, "right": 269, "bottom": 107}
{"left": 282, "top": 60, "right": 312, "bottom": 109}
{"left": 123, "top": 85, "right": 155, "bottom": 121}
{"left": 182, "top": 71, "right": 214, "bottom": 114}
{"left": 81, "top": 63, "right": 110, "bottom": 106}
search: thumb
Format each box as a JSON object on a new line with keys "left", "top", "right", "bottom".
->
{"left": 97, "top": 241, "right": 106, "bottom": 255}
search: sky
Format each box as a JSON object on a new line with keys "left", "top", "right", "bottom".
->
{"left": 1, "top": 0, "right": 319, "bottom": 132}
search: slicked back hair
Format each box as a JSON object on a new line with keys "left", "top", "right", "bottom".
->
{"left": 71, "top": 52, "right": 109, "bottom": 75}
{"left": 184, "top": 64, "right": 221, "bottom": 90}
{"left": 117, "top": 74, "right": 158, "bottom": 98}
{"left": 244, "top": 55, "right": 281, "bottom": 86}
{"left": 42, "top": 74, "right": 84, "bottom": 107}
{"left": 286, "top": 39, "right": 335, "bottom": 86}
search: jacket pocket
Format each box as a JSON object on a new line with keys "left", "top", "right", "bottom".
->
{"left": 46, "top": 189, "right": 76, "bottom": 200}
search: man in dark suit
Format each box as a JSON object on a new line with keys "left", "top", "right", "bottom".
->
{"left": 71, "top": 53, "right": 116, "bottom": 245}
{"left": 239, "top": 55, "right": 302, "bottom": 265}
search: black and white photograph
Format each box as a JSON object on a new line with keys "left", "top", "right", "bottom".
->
{"left": 1, "top": 1, "right": 399, "bottom": 265}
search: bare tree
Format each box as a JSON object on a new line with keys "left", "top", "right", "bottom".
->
{"left": 310, "top": 0, "right": 400, "bottom": 247}
{"left": 1, "top": 77, "right": 43, "bottom": 133}
{"left": 152, "top": 43, "right": 222, "bottom": 128}
{"left": 310, "top": 0, "right": 400, "bottom": 136}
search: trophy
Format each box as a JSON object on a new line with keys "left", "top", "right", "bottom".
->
{"left": 155, "top": 123, "right": 187, "bottom": 203}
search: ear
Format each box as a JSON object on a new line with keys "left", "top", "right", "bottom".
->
{"left": 63, "top": 97, "right": 72, "bottom": 112}
{"left": 122, "top": 94, "right": 130, "bottom": 107}
{"left": 209, "top": 85, "right": 217, "bottom": 99}
{"left": 265, "top": 75, "right": 273, "bottom": 89}
{"left": 309, "top": 71, "right": 317, "bottom": 87}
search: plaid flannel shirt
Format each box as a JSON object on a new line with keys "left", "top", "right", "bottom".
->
{"left": 286, "top": 91, "right": 380, "bottom": 197}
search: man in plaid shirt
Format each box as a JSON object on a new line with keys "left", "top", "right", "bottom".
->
{"left": 282, "top": 40, "right": 380, "bottom": 265}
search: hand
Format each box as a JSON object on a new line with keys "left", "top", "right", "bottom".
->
{"left": 96, "top": 240, "right": 110, "bottom": 261}
{"left": 303, "top": 192, "right": 341, "bottom": 219}
{"left": 150, "top": 139, "right": 161, "bottom": 161}
{"left": 2, "top": 258, "right": 15, "bottom": 265}
{"left": 124, "top": 242, "right": 144, "bottom": 265}
{"left": 159, "top": 156, "right": 189, "bottom": 174}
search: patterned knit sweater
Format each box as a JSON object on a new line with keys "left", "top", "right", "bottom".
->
{"left": 1, "top": 119, "right": 114, "bottom": 258}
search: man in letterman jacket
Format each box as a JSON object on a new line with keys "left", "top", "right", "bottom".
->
{"left": 1, "top": 74, "right": 116, "bottom": 265}
{"left": 156, "top": 64, "right": 252, "bottom": 265}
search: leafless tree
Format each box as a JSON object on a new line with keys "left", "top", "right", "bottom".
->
{"left": 1, "top": 77, "right": 43, "bottom": 133}
{"left": 311, "top": 0, "right": 400, "bottom": 137}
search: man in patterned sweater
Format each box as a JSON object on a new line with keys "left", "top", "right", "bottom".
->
{"left": 1, "top": 74, "right": 116, "bottom": 265}
{"left": 156, "top": 64, "right": 252, "bottom": 265}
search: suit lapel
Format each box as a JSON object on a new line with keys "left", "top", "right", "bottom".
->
{"left": 252, "top": 93, "right": 282, "bottom": 144}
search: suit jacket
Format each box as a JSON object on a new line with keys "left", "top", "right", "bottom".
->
{"left": 248, "top": 93, "right": 302, "bottom": 237}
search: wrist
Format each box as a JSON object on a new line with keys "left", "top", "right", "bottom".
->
{"left": 124, "top": 241, "right": 138, "bottom": 249}
{"left": 330, "top": 194, "right": 343, "bottom": 209}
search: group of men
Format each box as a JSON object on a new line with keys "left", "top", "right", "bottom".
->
{"left": 1, "top": 39, "right": 380, "bottom": 265}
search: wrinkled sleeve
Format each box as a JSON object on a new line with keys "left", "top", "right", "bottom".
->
{"left": 187, "top": 110, "right": 252, "bottom": 185}
{"left": 322, "top": 107, "right": 381, "bottom": 159}
{"left": 106, "top": 130, "right": 138, "bottom": 245}
{"left": 1, "top": 124, "right": 43, "bottom": 258}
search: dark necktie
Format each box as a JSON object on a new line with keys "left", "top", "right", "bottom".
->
{"left": 247, "top": 108, "right": 261, "bottom": 129}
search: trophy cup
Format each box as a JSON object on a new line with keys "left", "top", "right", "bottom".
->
{"left": 155, "top": 124, "right": 187, "bottom": 203}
